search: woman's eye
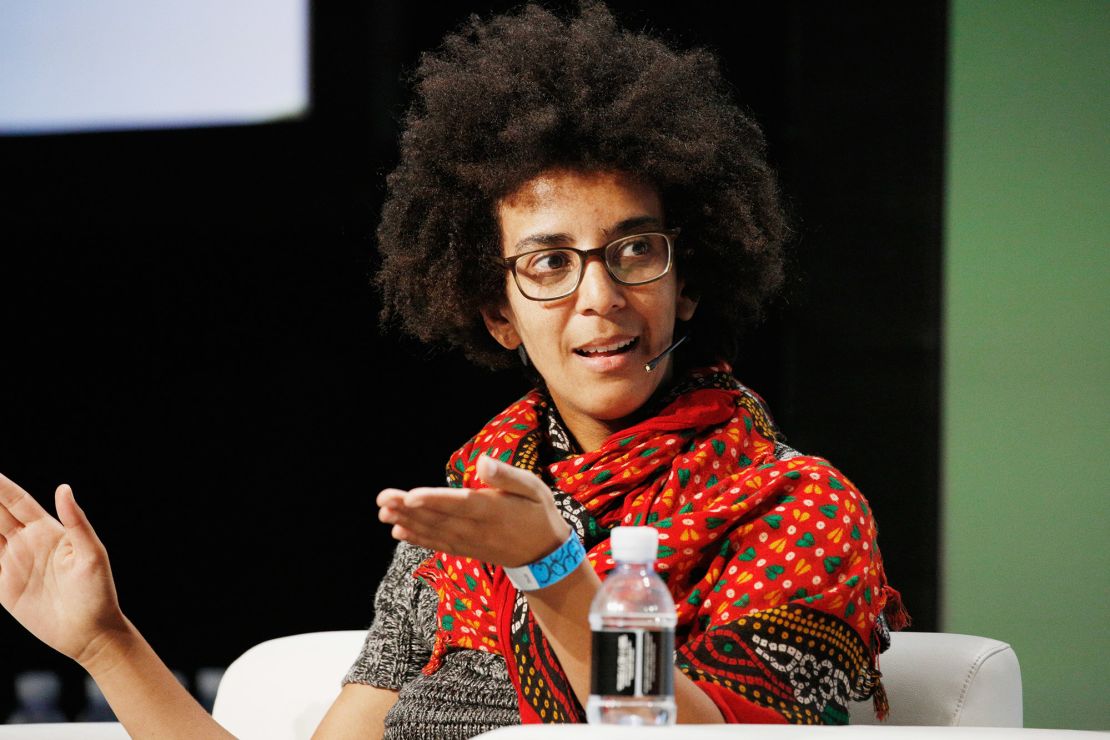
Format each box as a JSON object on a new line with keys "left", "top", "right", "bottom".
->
{"left": 619, "top": 239, "right": 652, "bottom": 257}
{"left": 528, "top": 251, "right": 573, "bottom": 273}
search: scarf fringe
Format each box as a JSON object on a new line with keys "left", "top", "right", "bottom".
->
{"left": 853, "top": 662, "right": 890, "bottom": 721}
{"left": 863, "top": 586, "right": 908, "bottom": 721}
{"left": 883, "top": 585, "right": 911, "bottom": 631}
{"left": 872, "top": 678, "right": 890, "bottom": 721}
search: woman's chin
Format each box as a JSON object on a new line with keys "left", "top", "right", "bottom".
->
{"left": 544, "top": 359, "right": 673, "bottom": 434}
{"left": 572, "top": 386, "right": 657, "bottom": 425}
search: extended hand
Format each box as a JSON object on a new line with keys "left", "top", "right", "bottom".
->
{"left": 0, "top": 475, "right": 126, "bottom": 665}
{"left": 377, "top": 456, "right": 570, "bottom": 566}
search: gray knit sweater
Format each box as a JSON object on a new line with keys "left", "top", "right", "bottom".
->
{"left": 344, "top": 541, "right": 520, "bottom": 740}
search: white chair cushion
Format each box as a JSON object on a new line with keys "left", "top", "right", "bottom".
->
{"left": 212, "top": 630, "right": 367, "bottom": 740}
{"left": 847, "top": 632, "right": 1022, "bottom": 727}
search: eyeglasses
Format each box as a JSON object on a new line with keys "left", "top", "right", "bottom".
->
{"left": 500, "top": 229, "right": 679, "bottom": 301}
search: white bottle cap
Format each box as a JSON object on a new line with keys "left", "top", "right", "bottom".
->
{"left": 610, "top": 526, "right": 659, "bottom": 562}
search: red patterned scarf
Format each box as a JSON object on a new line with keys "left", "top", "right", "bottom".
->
{"left": 415, "top": 365, "right": 907, "bottom": 724}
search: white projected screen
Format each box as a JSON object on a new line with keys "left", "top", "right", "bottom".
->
{"left": 0, "top": 0, "right": 309, "bottom": 135}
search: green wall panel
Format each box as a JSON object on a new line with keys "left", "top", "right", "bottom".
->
{"left": 943, "top": 0, "right": 1109, "bottom": 730}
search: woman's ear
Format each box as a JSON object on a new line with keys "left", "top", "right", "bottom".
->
{"left": 675, "top": 277, "right": 699, "bottom": 321}
{"left": 480, "top": 302, "right": 522, "bottom": 350}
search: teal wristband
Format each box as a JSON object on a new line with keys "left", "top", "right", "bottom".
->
{"left": 504, "top": 528, "right": 586, "bottom": 591}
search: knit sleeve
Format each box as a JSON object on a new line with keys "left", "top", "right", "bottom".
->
{"left": 343, "top": 541, "right": 437, "bottom": 690}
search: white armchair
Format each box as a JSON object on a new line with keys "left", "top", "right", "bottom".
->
{"left": 209, "top": 630, "right": 1023, "bottom": 739}
{"left": 848, "top": 632, "right": 1022, "bottom": 727}
{"left": 212, "top": 630, "right": 362, "bottom": 739}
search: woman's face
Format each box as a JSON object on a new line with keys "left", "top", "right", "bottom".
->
{"left": 482, "top": 169, "right": 698, "bottom": 447}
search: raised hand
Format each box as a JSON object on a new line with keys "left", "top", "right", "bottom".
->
{"left": 0, "top": 474, "right": 126, "bottom": 666}
{"left": 376, "top": 455, "right": 570, "bottom": 566}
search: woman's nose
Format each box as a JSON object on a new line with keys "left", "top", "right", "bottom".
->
{"left": 575, "top": 255, "right": 626, "bottom": 314}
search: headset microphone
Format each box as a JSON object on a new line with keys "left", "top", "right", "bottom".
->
{"left": 644, "top": 335, "right": 688, "bottom": 373}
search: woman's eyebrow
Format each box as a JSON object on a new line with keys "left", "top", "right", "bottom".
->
{"left": 511, "top": 215, "right": 664, "bottom": 254}
{"left": 511, "top": 232, "right": 574, "bottom": 253}
{"left": 604, "top": 215, "right": 663, "bottom": 237}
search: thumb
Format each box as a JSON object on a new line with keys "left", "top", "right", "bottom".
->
{"left": 476, "top": 455, "right": 546, "bottom": 500}
{"left": 55, "top": 485, "right": 104, "bottom": 556}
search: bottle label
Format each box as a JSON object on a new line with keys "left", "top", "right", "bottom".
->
{"left": 590, "top": 629, "right": 674, "bottom": 697}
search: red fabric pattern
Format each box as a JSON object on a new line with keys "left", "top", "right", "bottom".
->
{"left": 415, "top": 365, "right": 904, "bottom": 724}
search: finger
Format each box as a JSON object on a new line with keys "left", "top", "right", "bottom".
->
{"left": 385, "top": 506, "right": 472, "bottom": 547}
{"left": 390, "top": 524, "right": 431, "bottom": 550}
{"left": 0, "top": 503, "right": 20, "bottom": 538}
{"left": 385, "top": 501, "right": 452, "bottom": 531}
{"left": 388, "top": 521, "right": 441, "bottom": 550}
{"left": 475, "top": 456, "right": 547, "bottom": 501}
{"left": 377, "top": 492, "right": 459, "bottom": 521}
{"left": 380, "top": 487, "right": 488, "bottom": 517}
{"left": 386, "top": 504, "right": 461, "bottom": 531}
{"left": 389, "top": 522, "right": 469, "bottom": 558}
{"left": 378, "top": 503, "right": 416, "bottom": 525}
{"left": 403, "top": 488, "right": 489, "bottom": 520}
{"left": 404, "top": 487, "right": 473, "bottom": 506}
{"left": 55, "top": 485, "right": 104, "bottom": 557}
{"left": 0, "top": 472, "right": 53, "bottom": 527}
{"left": 375, "top": 488, "right": 408, "bottom": 509}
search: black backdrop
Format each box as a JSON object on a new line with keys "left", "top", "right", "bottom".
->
{"left": 0, "top": 1, "right": 946, "bottom": 719}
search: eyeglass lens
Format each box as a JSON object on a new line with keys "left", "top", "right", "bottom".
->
{"left": 513, "top": 233, "right": 671, "bottom": 300}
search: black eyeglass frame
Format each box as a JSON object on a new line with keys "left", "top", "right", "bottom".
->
{"left": 499, "top": 228, "right": 681, "bottom": 302}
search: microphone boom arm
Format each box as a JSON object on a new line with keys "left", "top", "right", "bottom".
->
{"left": 644, "top": 334, "right": 688, "bottom": 372}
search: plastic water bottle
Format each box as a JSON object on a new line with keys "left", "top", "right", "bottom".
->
{"left": 587, "top": 526, "right": 677, "bottom": 725}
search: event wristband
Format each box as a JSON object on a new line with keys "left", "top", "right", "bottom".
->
{"left": 504, "top": 528, "right": 586, "bottom": 591}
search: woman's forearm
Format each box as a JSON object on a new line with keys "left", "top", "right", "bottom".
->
{"left": 520, "top": 560, "right": 599, "bottom": 704}
{"left": 80, "top": 617, "right": 235, "bottom": 740}
{"left": 525, "top": 561, "right": 723, "bottom": 724}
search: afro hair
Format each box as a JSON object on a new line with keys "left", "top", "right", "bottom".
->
{"left": 375, "top": 2, "right": 789, "bottom": 370}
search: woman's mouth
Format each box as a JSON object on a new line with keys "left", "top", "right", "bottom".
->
{"left": 573, "top": 336, "right": 639, "bottom": 358}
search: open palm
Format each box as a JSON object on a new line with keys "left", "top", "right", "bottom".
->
{"left": 0, "top": 474, "right": 124, "bottom": 664}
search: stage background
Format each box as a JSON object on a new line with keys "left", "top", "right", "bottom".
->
{"left": 941, "top": 0, "right": 1109, "bottom": 731}
{"left": 12, "top": 0, "right": 1104, "bottom": 729}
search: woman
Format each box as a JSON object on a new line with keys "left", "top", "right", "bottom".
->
{"left": 0, "top": 4, "right": 905, "bottom": 738}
